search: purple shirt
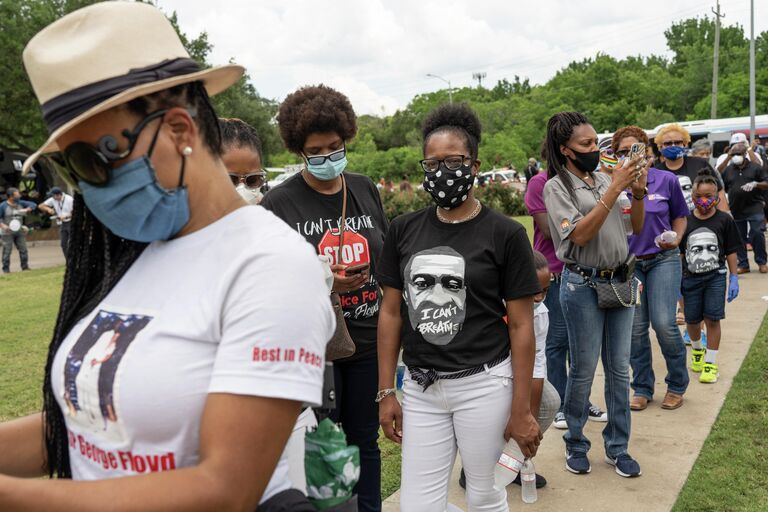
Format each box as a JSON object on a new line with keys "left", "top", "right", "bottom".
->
{"left": 628, "top": 167, "right": 689, "bottom": 257}
{"left": 525, "top": 172, "right": 564, "bottom": 273}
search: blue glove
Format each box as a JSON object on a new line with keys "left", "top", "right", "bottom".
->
{"left": 727, "top": 274, "right": 739, "bottom": 303}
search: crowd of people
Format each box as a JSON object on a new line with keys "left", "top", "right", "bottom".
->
{"left": 0, "top": 3, "right": 766, "bottom": 512}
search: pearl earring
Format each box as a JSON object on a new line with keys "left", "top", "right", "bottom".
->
{"left": 182, "top": 146, "right": 193, "bottom": 156}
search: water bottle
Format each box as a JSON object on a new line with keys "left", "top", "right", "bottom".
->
{"left": 493, "top": 439, "right": 525, "bottom": 489}
{"left": 619, "top": 192, "right": 633, "bottom": 236}
{"left": 396, "top": 351, "right": 405, "bottom": 390}
{"left": 520, "top": 459, "right": 537, "bottom": 504}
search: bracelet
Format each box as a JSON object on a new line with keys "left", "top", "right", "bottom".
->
{"left": 375, "top": 388, "right": 397, "bottom": 403}
{"left": 632, "top": 187, "right": 648, "bottom": 201}
{"left": 598, "top": 198, "right": 611, "bottom": 212}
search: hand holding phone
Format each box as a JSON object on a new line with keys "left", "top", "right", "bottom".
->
{"left": 345, "top": 263, "right": 370, "bottom": 276}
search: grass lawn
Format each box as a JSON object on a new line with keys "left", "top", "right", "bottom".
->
{"left": 672, "top": 311, "right": 768, "bottom": 512}
{"left": 0, "top": 266, "right": 63, "bottom": 421}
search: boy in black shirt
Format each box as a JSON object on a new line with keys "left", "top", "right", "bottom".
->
{"left": 680, "top": 173, "right": 742, "bottom": 384}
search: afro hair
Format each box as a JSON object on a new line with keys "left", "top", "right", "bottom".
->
{"left": 277, "top": 84, "right": 357, "bottom": 154}
{"left": 421, "top": 103, "right": 482, "bottom": 160}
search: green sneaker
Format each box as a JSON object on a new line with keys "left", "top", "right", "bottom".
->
{"left": 700, "top": 363, "right": 719, "bottom": 383}
{"left": 691, "top": 349, "right": 706, "bottom": 373}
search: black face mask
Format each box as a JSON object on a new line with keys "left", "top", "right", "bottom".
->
{"left": 423, "top": 164, "right": 476, "bottom": 210}
{"left": 567, "top": 148, "right": 600, "bottom": 173}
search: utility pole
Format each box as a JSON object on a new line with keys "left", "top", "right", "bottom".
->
{"left": 711, "top": 0, "right": 724, "bottom": 119}
{"left": 472, "top": 72, "right": 487, "bottom": 88}
{"left": 426, "top": 73, "right": 453, "bottom": 104}
{"left": 749, "top": 0, "right": 756, "bottom": 141}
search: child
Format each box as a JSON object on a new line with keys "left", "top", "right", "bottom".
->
{"left": 680, "top": 172, "right": 742, "bottom": 383}
{"left": 459, "top": 250, "right": 560, "bottom": 491}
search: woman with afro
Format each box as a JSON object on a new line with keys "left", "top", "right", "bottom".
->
{"left": 261, "top": 84, "right": 388, "bottom": 511}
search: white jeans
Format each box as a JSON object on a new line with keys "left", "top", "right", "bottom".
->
{"left": 400, "top": 359, "right": 513, "bottom": 512}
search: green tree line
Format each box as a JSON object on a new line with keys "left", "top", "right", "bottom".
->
{"left": 2, "top": 2, "right": 766, "bottom": 181}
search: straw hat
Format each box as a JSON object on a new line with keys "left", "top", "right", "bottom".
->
{"left": 22, "top": 1, "right": 244, "bottom": 174}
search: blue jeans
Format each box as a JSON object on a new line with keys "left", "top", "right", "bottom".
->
{"left": 630, "top": 250, "right": 690, "bottom": 399}
{"left": 544, "top": 279, "right": 569, "bottom": 409}
{"left": 330, "top": 353, "right": 381, "bottom": 511}
{"left": 682, "top": 269, "right": 728, "bottom": 323}
{"left": 560, "top": 268, "right": 634, "bottom": 457}
{"left": 735, "top": 213, "right": 767, "bottom": 268}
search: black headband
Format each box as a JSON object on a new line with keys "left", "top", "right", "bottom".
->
{"left": 41, "top": 58, "right": 201, "bottom": 133}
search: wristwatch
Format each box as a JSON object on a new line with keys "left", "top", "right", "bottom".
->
{"left": 375, "top": 388, "right": 396, "bottom": 403}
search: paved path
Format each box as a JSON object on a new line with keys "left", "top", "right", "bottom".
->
{"left": 3, "top": 241, "right": 65, "bottom": 273}
{"left": 384, "top": 260, "right": 768, "bottom": 512}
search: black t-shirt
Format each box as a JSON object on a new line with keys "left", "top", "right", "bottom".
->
{"left": 656, "top": 156, "right": 724, "bottom": 191}
{"left": 721, "top": 161, "right": 768, "bottom": 218}
{"left": 261, "top": 172, "right": 389, "bottom": 360}
{"left": 679, "top": 210, "right": 741, "bottom": 275}
{"left": 376, "top": 206, "right": 541, "bottom": 371}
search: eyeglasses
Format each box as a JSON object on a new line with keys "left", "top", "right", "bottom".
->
{"left": 50, "top": 109, "right": 169, "bottom": 187}
{"left": 228, "top": 171, "right": 266, "bottom": 189}
{"left": 304, "top": 147, "right": 346, "bottom": 166}
{"left": 420, "top": 155, "right": 472, "bottom": 173}
{"left": 661, "top": 140, "right": 686, "bottom": 148}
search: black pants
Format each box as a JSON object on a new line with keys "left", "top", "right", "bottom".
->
{"left": 60, "top": 222, "right": 71, "bottom": 260}
{"left": 330, "top": 352, "right": 381, "bottom": 512}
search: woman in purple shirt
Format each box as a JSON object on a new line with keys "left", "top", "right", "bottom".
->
{"left": 613, "top": 126, "right": 690, "bottom": 411}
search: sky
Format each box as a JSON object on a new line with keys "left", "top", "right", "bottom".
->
{"left": 157, "top": 0, "right": 767, "bottom": 116}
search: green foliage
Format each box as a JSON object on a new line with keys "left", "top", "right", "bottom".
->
{"left": 379, "top": 185, "right": 526, "bottom": 221}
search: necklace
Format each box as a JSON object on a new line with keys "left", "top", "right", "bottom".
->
{"left": 436, "top": 199, "right": 482, "bottom": 224}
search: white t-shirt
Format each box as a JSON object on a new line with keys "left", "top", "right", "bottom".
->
{"left": 42, "top": 193, "right": 74, "bottom": 224}
{"left": 51, "top": 205, "right": 334, "bottom": 503}
{"left": 532, "top": 303, "right": 549, "bottom": 379}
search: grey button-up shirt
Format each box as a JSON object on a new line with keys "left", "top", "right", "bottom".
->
{"left": 543, "top": 170, "right": 629, "bottom": 269}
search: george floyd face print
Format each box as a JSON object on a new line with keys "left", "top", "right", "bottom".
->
{"left": 403, "top": 247, "right": 467, "bottom": 345}
{"left": 686, "top": 228, "right": 720, "bottom": 274}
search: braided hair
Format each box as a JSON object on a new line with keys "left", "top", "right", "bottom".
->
{"left": 219, "top": 118, "right": 263, "bottom": 161}
{"left": 544, "top": 111, "right": 592, "bottom": 199}
{"left": 41, "top": 82, "right": 220, "bottom": 478}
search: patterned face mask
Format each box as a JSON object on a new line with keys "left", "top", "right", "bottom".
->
{"left": 693, "top": 196, "right": 718, "bottom": 213}
{"left": 422, "top": 164, "right": 476, "bottom": 210}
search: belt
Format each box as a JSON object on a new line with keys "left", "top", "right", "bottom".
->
{"left": 566, "top": 263, "right": 616, "bottom": 279}
{"left": 408, "top": 352, "right": 509, "bottom": 391}
{"left": 636, "top": 253, "right": 657, "bottom": 260}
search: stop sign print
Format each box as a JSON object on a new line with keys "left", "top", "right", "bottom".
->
{"left": 318, "top": 228, "right": 370, "bottom": 268}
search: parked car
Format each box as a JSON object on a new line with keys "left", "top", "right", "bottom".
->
{"left": 479, "top": 169, "right": 519, "bottom": 187}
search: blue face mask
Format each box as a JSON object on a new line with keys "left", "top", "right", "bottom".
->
{"left": 79, "top": 156, "right": 190, "bottom": 242}
{"left": 306, "top": 155, "right": 348, "bottom": 181}
{"left": 661, "top": 146, "right": 686, "bottom": 160}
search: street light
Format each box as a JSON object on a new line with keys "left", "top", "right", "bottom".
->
{"left": 426, "top": 73, "right": 453, "bottom": 104}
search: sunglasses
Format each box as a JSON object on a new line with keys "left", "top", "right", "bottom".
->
{"left": 228, "top": 172, "right": 266, "bottom": 189}
{"left": 304, "top": 147, "right": 346, "bottom": 166}
{"left": 661, "top": 140, "right": 686, "bottom": 148}
{"left": 420, "top": 155, "right": 473, "bottom": 173}
{"left": 49, "top": 109, "right": 169, "bottom": 187}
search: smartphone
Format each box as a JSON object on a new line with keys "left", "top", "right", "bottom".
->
{"left": 629, "top": 143, "right": 646, "bottom": 160}
{"left": 345, "top": 263, "right": 370, "bottom": 276}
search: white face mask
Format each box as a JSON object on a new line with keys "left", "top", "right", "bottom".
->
{"left": 236, "top": 183, "right": 262, "bottom": 204}
{"left": 731, "top": 155, "right": 745, "bottom": 166}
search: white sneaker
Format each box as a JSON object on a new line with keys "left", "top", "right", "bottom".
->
{"left": 553, "top": 412, "right": 567, "bottom": 429}
{"left": 588, "top": 405, "right": 608, "bottom": 422}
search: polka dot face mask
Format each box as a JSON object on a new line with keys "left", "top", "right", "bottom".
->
{"left": 422, "top": 164, "right": 476, "bottom": 210}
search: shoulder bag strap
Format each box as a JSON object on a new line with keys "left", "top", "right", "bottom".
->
{"left": 337, "top": 175, "right": 347, "bottom": 258}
